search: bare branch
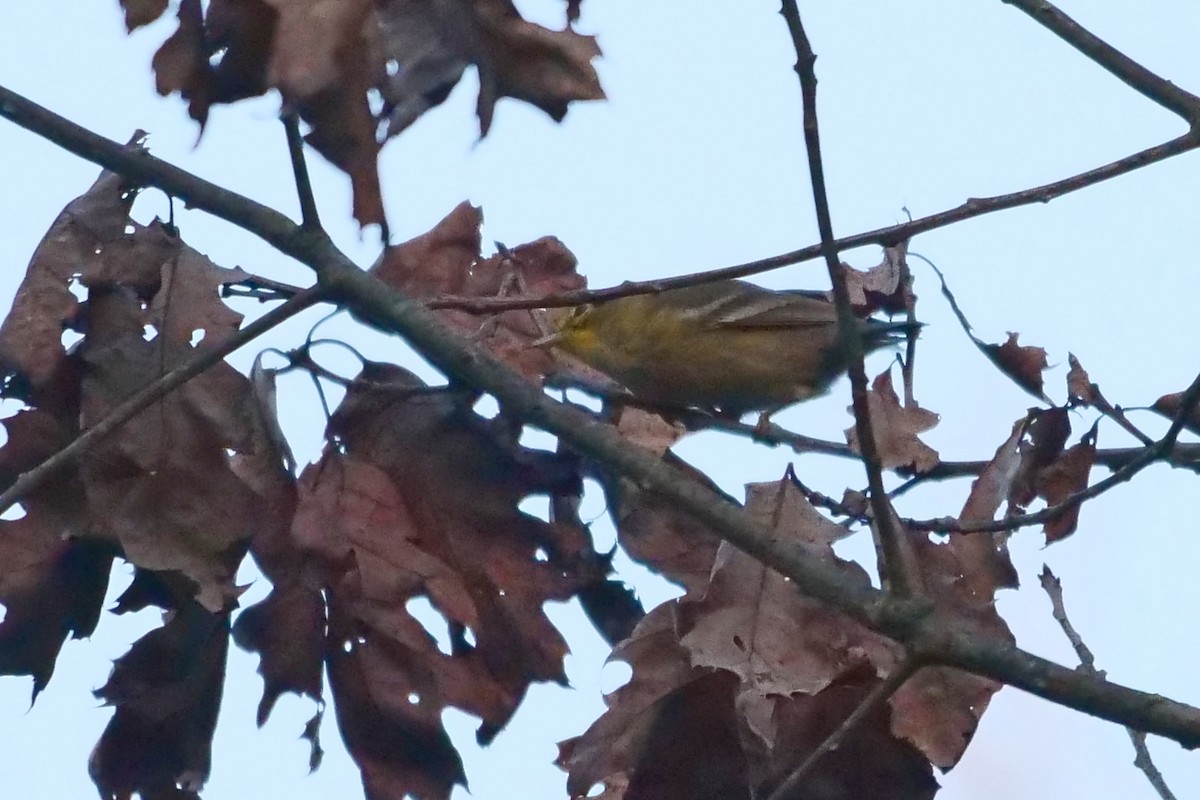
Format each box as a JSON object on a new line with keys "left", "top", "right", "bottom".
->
{"left": 1004, "top": 0, "right": 1200, "bottom": 124}
{"left": 911, "top": 369, "right": 1200, "bottom": 535}
{"left": 1040, "top": 567, "right": 1179, "bottom": 800}
{"left": 282, "top": 112, "right": 321, "bottom": 230}
{"left": 781, "top": 0, "right": 915, "bottom": 596}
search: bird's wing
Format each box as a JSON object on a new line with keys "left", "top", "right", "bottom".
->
{"left": 703, "top": 288, "right": 839, "bottom": 330}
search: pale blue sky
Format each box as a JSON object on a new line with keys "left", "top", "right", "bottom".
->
{"left": 2, "top": 2, "right": 1199, "bottom": 798}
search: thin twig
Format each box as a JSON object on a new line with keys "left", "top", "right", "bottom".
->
{"left": 1003, "top": 0, "right": 1200, "bottom": 125}
{"left": 781, "top": 0, "right": 915, "bottom": 596}
{"left": 7, "top": 86, "right": 1200, "bottom": 747}
{"left": 765, "top": 657, "right": 922, "bottom": 800}
{"left": 1040, "top": 567, "right": 1178, "bottom": 800}
{"left": 0, "top": 287, "right": 325, "bottom": 516}
{"left": 910, "top": 368, "right": 1200, "bottom": 534}
{"left": 282, "top": 112, "right": 321, "bottom": 229}
{"left": 418, "top": 133, "right": 1198, "bottom": 314}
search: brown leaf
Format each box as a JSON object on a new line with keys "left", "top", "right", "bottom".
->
{"left": 0, "top": 152, "right": 140, "bottom": 392}
{"left": 74, "top": 288, "right": 264, "bottom": 610}
{"left": 1036, "top": 423, "right": 1098, "bottom": 543}
{"left": 0, "top": 516, "right": 111, "bottom": 698}
{"left": 372, "top": 202, "right": 586, "bottom": 381}
{"left": 90, "top": 603, "right": 229, "bottom": 800}
{"left": 231, "top": 581, "right": 324, "bottom": 725}
{"left": 371, "top": 0, "right": 605, "bottom": 138}
{"left": 837, "top": 241, "right": 915, "bottom": 316}
{"left": 326, "top": 599, "right": 467, "bottom": 800}
{"left": 1008, "top": 406, "right": 1071, "bottom": 511}
{"left": 120, "top": 0, "right": 169, "bottom": 30}
{"left": 891, "top": 525, "right": 1012, "bottom": 768}
{"left": 613, "top": 407, "right": 687, "bottom": 457}
{"left": 600, "top": 451, "right": 724, "bottom": 597}
{"left": 984, "top": 332, "right": 1049, "bottom": 401}
{"left": 277, "top": 363, "right": 588, "bottom": 795}
{"left": 758, "top": 666, "right": 938, "bottom": 800}
{"left": 1066, "top": 353, "right": 1099, "bottom": 406}
{"left": 558, "top": 607, "right": 749, "bottom": 800}
{"left": 678, "top": 477, "right": 885, "bottom": 698}
{"left": 1150, "top": 390, "right": 1200, "bottom": 436}
{"left": 949, "top": 416, "right": 1026, "bottom": 594}
{"left": 845, "top": 371, "right": 940, "bottom": 472}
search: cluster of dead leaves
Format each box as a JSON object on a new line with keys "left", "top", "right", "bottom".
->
{"left": 122, "top": 0, "right": 604, "bottom": 228}
{"left": 0, "top": 162, "right": 624, "bottom": 799}
{"left": 0, "top": 170, "right": 1123, "bottom": 800}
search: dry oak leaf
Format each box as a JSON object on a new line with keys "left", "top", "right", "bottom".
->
{"left": 558, "top": 606, "right": 751, "bottom": 800}
{"left": 120, "top": 0, "right": 169, "bottom": 30}
{"left": 890, "top": 525, "right": 1013, "bottom": 769}
{"left": 1150, "top": 389, "right": 1200, "bottom": 437}
{"left": 0, "top": 515, "right": 111, "bottom": 699}
{"left": 144, "top": 0, "right": 603, "bottom": 227}
{"left": 372, "top": 201, "right": 586, "bottom": 381}
{"left": 1066, "top": 352, "right": 1100, "bottom": 406}
{"left": 755, "top": 666, "right": 937, "bottom": 800}
{"left": 837, "top": 241, "right": 915, "bottom": 316}
{"left": 89, "top": 602, "right": 229, "bottom": 800}
{"left": 845, "top": 370, "right": 940, "bottom": 472}
{"left": 677, "top": 475, "right": 886, "bottom": 699}
{"left": 76, "top": 290, "right": 265, "bottom": 611}
{"left": 599, "top": 450, "right": 725, "bottom": 598}
{"left": 281, "top": 364, "right": 588, "bottom": 796}
{"left": 984, "top": 332, "right": 1049, "bottom": 402}
{"left": 371, "top": 0, "right": 605, "bottom": 138}
{"left": 1008, "top": 406, "right": 1070, "bottom": 511}
{"left": 948, "top": 415, "right": 1026, "bottom": 594}
{"left": 1035, "top": 423, "right": 1097, "bottom": 543}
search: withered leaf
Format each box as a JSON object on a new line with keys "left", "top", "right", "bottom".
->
{"left": 599, "top": 450, "right": 725, "bottom": 597}
{"left": 1036, "top": 423, "right": 1098, "bottom": 543}
{"left": 276, "top": 363, "right": 589, "bottom": 796}
{"left": 949, "top": 416, "right": 1026, "bottom": 594}
{"left": 141, "top": 0, "right": 604, "bottom": 227}
{"left": 120, "top": 0, "right": 169, "bottom": 30}
{"left": 90, "top": 603, "right": 229, "bottom": 800}
{"left": 757, "top": 665, "right": 937, "bottom": 800}
{"left": 1008, "top": 406, "right": 1071, "bottom": 511}
{"left": 678, "top": 477, "right": 883, "bottom": 698}
{"left": 1066, "top": 353, "right": 1099, "bottom": 406}
{"left": 845, "top": 370, "right": 940, "bottom": 473}
{"left": 890, "top": 525, "right": 1012, "bottom": 768}
{"left": 558, "top": 607, "right": 748, "bottom": 800}
{"left": 0, "top": 517, "right": 111, "bottom": 699}
{"left": 371, "top": 0, "right": 605, "bottom": 138}
{"left": 371, "top": 202, "right": 586, "bottom": 381}
{"left": 1150, "top": 389, "right": 1200, "bottom": 437}
{"left": 837, "top": 241, "right": 915, "bottom": 316}
{"left": 983, "top": 332, "right": 1049, "bottom": 402}
{"left": 232, "top": 581, "right": 325, "bottom": 725}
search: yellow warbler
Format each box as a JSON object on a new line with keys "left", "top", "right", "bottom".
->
{"left": 538, "top": 280, "right": 917, "bottom": 416}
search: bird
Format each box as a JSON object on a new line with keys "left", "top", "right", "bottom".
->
{"left": 536, "top": 279, "right": 917, "bottom": 418}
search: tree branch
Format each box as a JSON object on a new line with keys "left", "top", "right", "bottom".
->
{"left": 282, "top": 112, "right": 321, "bottom": 230}
{"left": 1040, "top": 567, "right": 1179, "bottom": 800}
{"left": 5, "top": 84, "right": 1200, "bottom": 748}
{"left": 781, "top": 0, "right": 915, "bottom": 596}
{"left": 911, "top": 368, "right": 1200, "bottom": 534}
{"left": 1003, "top": 0, "right": 1200, "bottom": 125}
